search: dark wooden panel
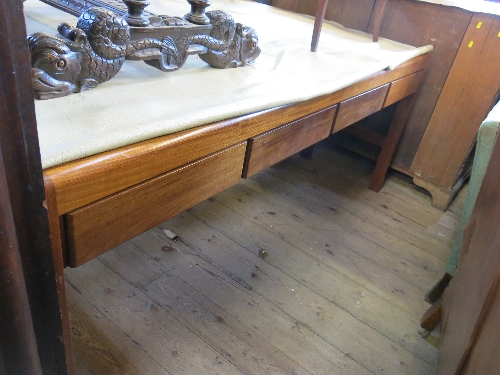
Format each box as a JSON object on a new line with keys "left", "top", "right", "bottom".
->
{"left": 272, "top": 0, "right": 473, "bottom": 174}
{"left": 462, "top": 286, "right": 500, "bottom": 374}
{"left": 243, "top": 105, "right": 337, "bottom": 177}
{"left": 437, "top": 136, "right": 500, "bottom": 375}
{"left": 65, "top": 144, "right": 246, "bottom": 267}
{"left": 273, "top": 0, "right": 375, "bottom": 32}
{"left": 333, "top": 84, "right": 389, "bottom": 133}
{"left": 272, "top": 0, "right": 300, "bottom": 13}
{"left": 383, "top": 70, "right": 424, "bottom": 108}
{"left": 0, "top": 0, "right": 70, "bottom": 373}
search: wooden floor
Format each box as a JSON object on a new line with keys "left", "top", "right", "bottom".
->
{"left": 65, "top": 140, "right": 466, "bottom": 375}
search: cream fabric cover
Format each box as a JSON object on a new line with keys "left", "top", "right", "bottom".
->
{"left": 25, "top": 0, "right": 432, "bottom": 169}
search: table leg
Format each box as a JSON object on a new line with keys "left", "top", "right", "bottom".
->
{"left": 45, "top": 178, "right": 75, "bottom": 375}
{"left": 369, "top": 93, "right": 416, "bottom": 192}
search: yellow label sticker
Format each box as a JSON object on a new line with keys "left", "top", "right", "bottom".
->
{"left": 477, "top": 21, "right": 482, "bottom": 28}
{"left": 469, "top": 41, "right": 474, "bottom": 48}
{"left": 498, "top": 31, "right": 500, "bottom": 37}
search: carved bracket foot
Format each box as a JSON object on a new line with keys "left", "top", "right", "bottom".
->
{"left": 413, "top": 176, "right": 458, "bottom": 211}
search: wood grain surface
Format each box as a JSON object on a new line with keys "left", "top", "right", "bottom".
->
{"left": 333, "top": 85, "right": 389, "bottom": 133}
{"left": 45, "top": 54, "right": 429, "bottom": 216}
{"left": 437, "top": 135, "right": 500, "bottom": 375}
{"left": 369, "top": 0, "right": 472, "bottom": 170}
{"left": 65, "top": 144, "right": 246, "bottom": 267}
{"left": 411, "top": 14, "right": 500, "bottom": 188}
{"left": 384, "top": 70, "right": 424, "bottom": 108}
{"left": 243, "top": 106, "right": 337, "bottom": 177}
{"left": 271, "top": 0, "right": 474, "bottom": 175}
{"left": 0, "top": 0, "right": 70, "bottom": 373}
{"left": 63, "top": 140, "right": 467, "bottom": 375}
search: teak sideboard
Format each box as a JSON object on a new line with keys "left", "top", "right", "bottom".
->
{"left": 44, "top": 52, "right": 429, "bottom": 373}
{"left": 272, "top": 0, "right": 500, "bottom": 210}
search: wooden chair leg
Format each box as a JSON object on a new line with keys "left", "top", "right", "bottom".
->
{"left": 368, "top": 94, "right": 416, "bottom": 192}
{"left": 425, "top": 272, "right": 453, "bottom": 304}
{"left": 372, "top": 0, "right": 388, "bottom": 42}
{"left": 311, "top": 0, "right": 330, "bottom": 52}
{"left": 419, "top": 298, "right": 442, "bottom": 337}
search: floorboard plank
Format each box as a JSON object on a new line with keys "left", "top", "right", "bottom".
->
{"left": 67, "top": 283, "right": 169, "bottom": 375}
{"left": 65, "top": 141, "right": 465, "bottom": 375}
{"left": 66, "top": 260, "right": 243, "bottom": 375}
{"left": 100, "top": 242, "right": 311, "bottom": 375}
{"left": 130, "top": 229, "right": 374, "bottom": 375}
{"left": 160, "top": 206, "right": 438, "bottom": 367}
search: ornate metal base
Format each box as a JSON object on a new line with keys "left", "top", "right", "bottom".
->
{"left": 30, "top": 0, "right": 261, "bottom": 99}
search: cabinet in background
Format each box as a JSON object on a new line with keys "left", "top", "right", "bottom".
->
{"left": 270, "top": 0, "right": 500, "bottom": 209}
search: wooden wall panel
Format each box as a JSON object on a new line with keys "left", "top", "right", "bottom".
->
{"left": 370, "top": 0, "right": 472, "bottom": 170}
{"left": 437, "top": 135, "right": 500, "bottom": 375}
{"left": 65, "top": 144, "right": 246, "bottom": 267}
{"left": 462, "top": 291, "right": 500, "bottom": 374}
{"left": 411, "top": 14, "right": 500, "bottom": 187}
{"left": 272, "top": 0, "right": 473, "bottom": 174}
{"left": 272, "top": 0, "right": 375, "bottom": 31}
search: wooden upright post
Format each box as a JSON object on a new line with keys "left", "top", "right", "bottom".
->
{"left": 0, "top": 0, "right": 70, "bottom": 374}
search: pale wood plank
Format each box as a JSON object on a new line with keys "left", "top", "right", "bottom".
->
{"left": 74, "top": 360, "right": 95, "bottom": 375}
{"left": 64, "top": 140, "right": 465, "bottom": 375}
{"left": 66, "top": 284, "right": 169, "bottom": 375}
{"left": 136, "top": 224, "right": 434, "bottom": 374}
{"left": 165, "top": 199, "right": 439, "bottom": 362}
{"left": 226, "top": 179, "right": 441, "bottom": 291}
{"left": 130, "top": 229, "right": 374, "bottom": 375}
{"left": 275, "top": 144, "right": 457, "bottom": 259}
{"left": 99, "top": 244, "right": 312, "bottom": 375}
{"left": 65, "top": 260, "right": 243, "bottom": 375}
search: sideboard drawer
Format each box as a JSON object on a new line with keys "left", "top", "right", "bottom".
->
{"left": 242, "top": 105, "right": 337, "bottom": 178}
{"left": 384, "top": 71, "right": 424, "bottom": 108}
{"left": 65, "top": 143, "right": 246, "bottom": 267}
{"left": 332, "top": 84, "right": 389, "bottom": 133}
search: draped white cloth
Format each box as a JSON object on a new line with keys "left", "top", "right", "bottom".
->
{"left": 25, "top": 0, "right": 431, "bottom": 168}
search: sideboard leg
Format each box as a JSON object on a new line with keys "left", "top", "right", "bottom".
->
{"left": 369, "top": 94, "right": 415, "bottom": 192}
{"left": 413, "top": 176, "right": 456, "bottom": 211}
{"left": 45, "top": 178, "right": 75, "bottom": 375}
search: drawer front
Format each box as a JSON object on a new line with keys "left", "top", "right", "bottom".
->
{"left": 242, "top": 105, "right": 337, "bottom": 178}
{"left": 65, "top": 143, "right": 246, "bottom": 267}
{"left": 332, "top": 84, "right": 389, "bottom": 133}
{"left": 383, "top": 70, "right": 424, "bottom": 108}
